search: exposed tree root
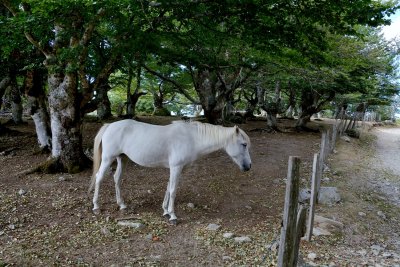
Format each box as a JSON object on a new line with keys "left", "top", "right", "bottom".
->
{"left": 26, "top": 154, "right": 92, "bottom": 174}
{"left": 250, "top": 126, "right": 281, "bottom": 133}
{"left": 295, "top": 126, "right": 320, "bottom": 133}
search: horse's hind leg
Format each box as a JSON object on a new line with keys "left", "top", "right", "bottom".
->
{"left": 163, "top": 165, "right": 183, "bottom": 224}
{"left": 114, "top": 156, "right": 127, "bottom": 210}
{"left": 93, "top": 157, "right": 113, "bottom": 212}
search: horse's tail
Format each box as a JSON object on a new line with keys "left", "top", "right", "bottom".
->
{"left": 88, "top": 123, "right": 110, "bottom": 194}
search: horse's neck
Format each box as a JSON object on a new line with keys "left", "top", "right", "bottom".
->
{"left": 194, "top": 124, "right": 232, "bottom": 155}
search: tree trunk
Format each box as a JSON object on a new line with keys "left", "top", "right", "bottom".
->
{"left": 284, "top": 82, "right": 296, "bottom": 119}
{"left": 259, "top": 81, "right": 281, "bottom": 130}
{"left": 25, "top": 69, "right": 51, "bottom": 151}
{"left": 96, "top": 83, "right": 112, "bottom": 120}
{"left": 152, "top": 90, "right": 170, "bottom": 116}
{"left": 295, "top": 89, "right": 335, "bottom": 130}
{"left": 9, "top": 74, "right": 23, "bottom": 124}
{"left": 295, "top": 114, "right": 312, "bottom": 128}
{"left": 126, "top": 64, "right": 147, "bottom": 118}
{"left": 0, "top": 77, "right": 11, "bottom": 110}
{"left": 46, "top": 70, "right": 88, "bottom": 173}
{"left": 195, "top": 69, "right": 225, "bottom": 124}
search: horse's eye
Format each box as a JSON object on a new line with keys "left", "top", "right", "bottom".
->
{"left": 242, "top": 143, "right": 247, "bottom": 148}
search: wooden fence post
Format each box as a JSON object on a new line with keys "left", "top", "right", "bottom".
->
{"left": 278, "top": 156, "right": 301, "bottom": 267}
{"left": 293, "top": 205, "right": 307, "bottom": 265}
{"left": 306, "top": 153, "right": 319, "bottom": 241}
{"left": 331, "top": 123, "right": 338, "bottom": 152}
{"left": 316, "top": 131, "right": 326, "bottom": 196}
{"left": 325, "top": 129, "right": 331, "bottom": 160}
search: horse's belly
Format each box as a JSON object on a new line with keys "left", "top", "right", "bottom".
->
{"left": 126, "top": 151, "right": 169, "bottom": 168}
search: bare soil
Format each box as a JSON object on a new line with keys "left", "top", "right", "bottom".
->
{"left": 0, "top": 116, "right": 399, "bottom": 266}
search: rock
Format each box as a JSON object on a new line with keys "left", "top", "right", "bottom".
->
{"left": 222, "top": 256, "right": 232, "bottom": 261}
{"left": 357, "top": 249, "right": 367, "bottom": 256}
{"left": 307, "top": 252, "right": 317, "bottom": 260}
{"left": 149, "top": 255, "right": 161, "bottom": 261}
{"left": 206, "top": 223, "right": 221, "bottom": 231}
{"left": 318, "top": 187, "right": 341, "bottom": 205}
{"left": 8, "top": 224, "right": 15, "bottom": 230}
{"left": 18, "top": 189, "right": 27, "bottom": 196}
{"left": 312, "top": 227, "right": 331, "bottom": 236}
{"left": 117, "top": 221, "right": 145, "bottom": 229}
{"left": 382, "top": 252, "right": 392, "bottom": 258}
{"left": 145, "top": 234, "right": 153, "bottom": 240}
{"left": 323, "top": 164, "right": 330, "bottom": 172}
{"left": 58, "top": 176, "right": 71, "bottom": 182}
{"left": 322, "top": 177, "right": 330, "bottom": 182}
{"left": 312, "top": 215, "right": 343, "bottom": 236}
{"left": 377, "top": 211, "right": 386, "bottom": 219}
{"left": 358, "top": 212, "right": 366, "bottom": 217}
{"left": 299, "top": 188, "right": 311, "bottom": 203}
{"left": 100, "top": 227, "right": 111, "bottom": 236}
{"left": 234, "top": 236, "right": 251, "bottom": 243}
{"left": 244, "top": 205, "right": 252, "bottom": 210}
{"left": 187, "top": 203, "right": 195, "bottom": 208}
{"left": 267, "top": 240, "right": 279, "bottom": 252}
{"left": 370, "top": 244, "right": 384, "bottom": 256}
{"left": 340, "top": 135, "right": 351, "bottom": 142}
{"left": 222, "top": 232, "right": 234, "bottom": 239}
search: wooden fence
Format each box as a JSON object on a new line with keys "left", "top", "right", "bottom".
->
{"left": 277, "top": 119, "right": 343, "bottom": 266}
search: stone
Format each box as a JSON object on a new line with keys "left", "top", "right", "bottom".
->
{"left": 187, "top": 203, "right": 195, "bottom": 208}
{"left": 117, "top": 221, "right": 145, "bottom": 229}
{"left": 299, "top": 188, "right": 311, "bottom": 203}
{"left": 222, "top": 232, "right": 234, "bottom": 239}
{"left": 358, "top": 212, "right": 366, "bottom": 217}
{"left": 222, "top": 256, "right": 233, "bottom": 261}
{"left": 267, "top": 240, "right": 279, "bottom": 252}
{"left": 318, "top": 187, "right": 341, "bottom": 205}
{"left": 312, "top": 215, "right": 343, "bottom": 236}
{"left": 377, "top": 211, "right": 386, "bottom": 219}
{"left": 206, "top": 223, "right": 221, "bottom": 231}
{"left": 312, "top": 227, "right": 331, "bottom": 236}
{"left": 340, "top": 135, "right": 351, "bottom": 142}
{"left": 322, "top": 177, "right": 330, "bottom": 182}
{"left": 18, "top": 189, "right": 27, "bottom": 196}
{"left": 234, "top": 236, "right": 251, "bottom": 243}
{"left": 382, "top": 252, "right": 392, "bottom": 258}
{"left": 357, "top": 249, "right": 367, "bottom": 256}
{"left": 307, "top": 252, "right": 317, "bottom": 261}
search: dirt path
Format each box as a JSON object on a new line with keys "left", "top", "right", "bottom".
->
{"left": 375, "top": 127, "right": 400, "bottom": 175}
{"left": 372, "top": 127, "right": 400, "bottom": 207}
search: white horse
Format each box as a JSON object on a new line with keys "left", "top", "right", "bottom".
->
{"left": 89, "top": 119, "right": 251, "bottom": 224}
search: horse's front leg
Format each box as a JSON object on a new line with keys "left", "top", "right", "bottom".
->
{"left": 162, "top": 165, "right": 183, "bottom": 224}
{"left": 114, "top": 156, "right": 127, "bottom": 211}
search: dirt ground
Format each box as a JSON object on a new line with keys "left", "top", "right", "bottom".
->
{"left": 0, "top": 116, "right": 399, "bottom": 266}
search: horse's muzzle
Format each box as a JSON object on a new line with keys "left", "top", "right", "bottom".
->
{"left": 242, "top": 163, "right": 251, "bottom": 172}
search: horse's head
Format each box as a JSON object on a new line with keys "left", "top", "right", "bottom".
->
{"left": 225, "top": 126, "right": 252, "bottom": 172}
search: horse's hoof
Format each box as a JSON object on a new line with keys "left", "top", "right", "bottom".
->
{"left": 163, "top": 214, "right": 171, "bottom": 220}
{"left": 169, "top": 219, "right": 178, "bottom": 226}
{"left": 93, "top": 209, "right": 101, "bottom": 215}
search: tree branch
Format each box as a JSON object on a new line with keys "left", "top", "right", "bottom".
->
{"left": 143, "top": 64, "right": 200, "bottom": 104}
{"left": 2, "top": 0, "right": 51, "bottom": 58}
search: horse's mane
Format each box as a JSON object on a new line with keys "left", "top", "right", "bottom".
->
{"left": 173, "top": 120, "right": 250, "bottom": 147}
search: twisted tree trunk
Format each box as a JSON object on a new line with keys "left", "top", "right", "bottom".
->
{"left": 25, "top": 69, "right": 51, "bottom": 152}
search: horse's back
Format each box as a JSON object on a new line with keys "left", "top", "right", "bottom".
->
{"left": 101, "top": 119, "right": 192, "bottom": 167}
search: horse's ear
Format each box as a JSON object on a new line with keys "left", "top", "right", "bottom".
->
{"left": 234, "top": 125, "right": 239, "bottom": 134}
